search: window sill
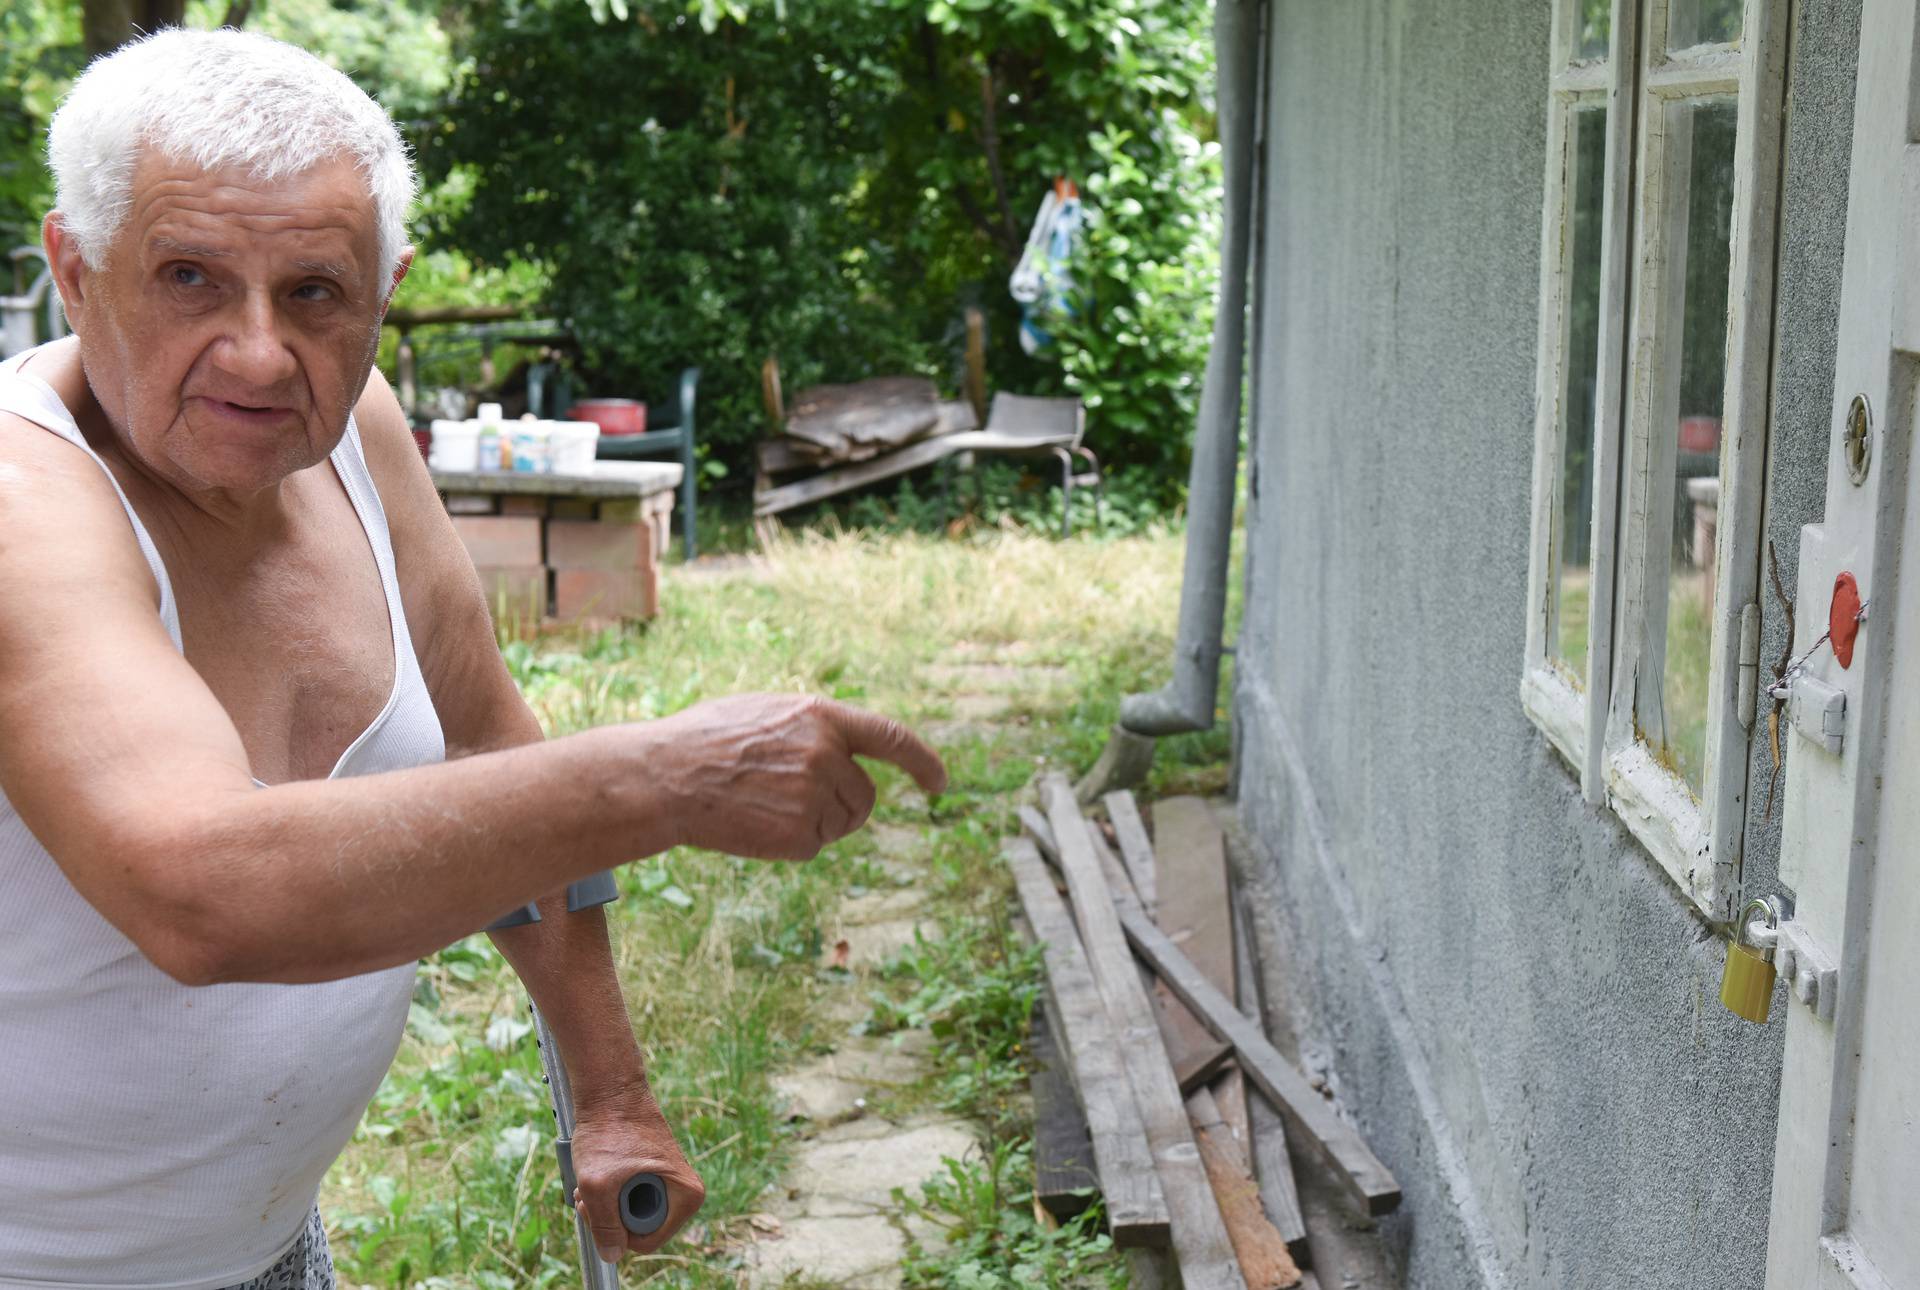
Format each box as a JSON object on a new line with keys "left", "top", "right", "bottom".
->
{"left": 1604, "top": 741, "right": 1728, "bottom": 919}
{"left": 1521, "top": 666, "right": 1587, "bottom": 774}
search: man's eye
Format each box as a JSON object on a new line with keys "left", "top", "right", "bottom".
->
{"left": 293, "top": 283, "right": 335, "bottom": 302}
{"left": 169, "top": 265, "right": 206, "bottom": 287}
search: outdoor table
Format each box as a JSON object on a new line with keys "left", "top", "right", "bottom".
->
{"left": 432, "top": 460, "right": 683, "bottom": 625}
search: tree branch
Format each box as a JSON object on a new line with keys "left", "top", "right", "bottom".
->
{"left": 974, "top": 55, "right": 1023, "bottom": 260}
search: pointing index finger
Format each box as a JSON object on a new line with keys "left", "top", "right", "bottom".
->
{"left": 827, "top": 703, "right": 948, "bottom": 795}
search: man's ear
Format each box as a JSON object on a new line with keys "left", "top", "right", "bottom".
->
{"left": 42, "top": 213, "right": 92, "bottom": 332}
{"left": 380, "top": 247, "right": 415, "bottom": 318}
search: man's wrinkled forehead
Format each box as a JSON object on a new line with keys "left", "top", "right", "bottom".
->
{"left": 122, "top": 149, "right": 379, "bottom": 277}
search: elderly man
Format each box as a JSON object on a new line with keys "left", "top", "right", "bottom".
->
{"left": 0, "top": 27, "right": 945, "bottom": 1289}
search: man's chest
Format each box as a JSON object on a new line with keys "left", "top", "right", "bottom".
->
{"left": 162, "top": 489, "right": 398, "bottom": 786}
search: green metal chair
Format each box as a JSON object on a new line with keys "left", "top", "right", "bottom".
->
{"left": 590, "top": 366, "right": 699, "bottom": 562}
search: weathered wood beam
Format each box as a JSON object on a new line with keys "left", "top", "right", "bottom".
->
{"left": 1249, "top": 1085, "right": 1313, "bottom": 1266}
{"left": 1113, "top": 905, "right": 1402, "bottom": 1216}
{"left": 1028, "top": 793, "right": 1402, "bottom": 1216}
{"left": 1153, "top": 796, "right": 1249, "bottom": 1165}
{"left": 1028, "top": 1004, "right": 1097, "bottom": 1222}
{"left": 1003, "top": 838, "right": 1169, "bottom": 1246}
{"left": 1234, "top": 895, "right": 1310, "bottom": 1264}
{"left": 1103, "top": 790, "right": 1159, "bottom": 915}
{"left": 1040, "top": 775, "right": 1247, "bottom": 1289}
{"left": 1189, "top": 1086, "right": 1303, "bottom": 1289}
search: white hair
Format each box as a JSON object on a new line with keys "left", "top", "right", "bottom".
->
{"left": 48, "top": 28, "right": 416, "bottom": 282}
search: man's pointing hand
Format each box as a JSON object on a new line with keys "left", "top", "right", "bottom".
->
{"left": 654, "top": 694, "right": 946, "bottom": 861}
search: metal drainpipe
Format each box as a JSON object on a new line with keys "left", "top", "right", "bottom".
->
{"left": 1119, "top": 0, "right": 1262, "bottom": 737}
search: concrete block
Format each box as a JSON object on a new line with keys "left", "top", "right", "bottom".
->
{"left": 444, "top": 494, "right": 495, "bottom": 515}
{"left": 500, "top": 495, "right": 549, "bottom": 517}
{"left": 551, "top": 498, "right": 597, "bottom": 519}
{"left": 554, "top": 566, "right": 656, "bottom": 620}
{"left": 473, "top": 565, "right": 549, "bottom": 622}
{"left": 451, "top": 515, "right": 542, "bottom": 567}
{"left": 597, "top": 498, "right": 643, "bottom": 522}
{"left": 547, "top": 519, "right": 657, "bottom": 571}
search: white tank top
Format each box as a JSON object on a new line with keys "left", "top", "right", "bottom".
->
{"left": 0, "top": 347, "right": 447, "bottom": 1289}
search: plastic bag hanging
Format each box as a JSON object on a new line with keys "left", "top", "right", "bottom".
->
{"left": 1009, "top": 177, "right": 1084, "bottom": 355}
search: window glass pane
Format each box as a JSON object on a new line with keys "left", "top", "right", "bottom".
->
{"left": 1668, "top": 0, "right": 1742, "bottom": 50}
{"left": 1651, "top": 98, "right": 1738, "bottom": 796}
{"left": 1551, "top": 103, "right": 1609, "bottom": 688}
{"left": 1575, "top": 0, "right": 1612, "bottom": 61}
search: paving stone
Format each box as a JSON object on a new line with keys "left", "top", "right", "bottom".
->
{"left": 743, "top": 1213, "right": 906, "bottom": 1288}
{"left": 771, "top": 1035, "right": 931, "bottom": 1123}
{"left": 921, "top": 662, "right": 1072, "bottom": 692}
{"left": 782, "top": 1120, "right": 977, "bottom": 1218}
{"left": 833, "top": 916, "right": 937, "bottom": 970}
{"left": 839, "top": 886, "right": 928, "bottom": 926}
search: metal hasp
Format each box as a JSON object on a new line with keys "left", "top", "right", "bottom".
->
{"left": 1786, "top": 672, "right": 1846, "bottom": 755}
{"left": 1774, "top": 920, "right": 1839, "bottom": 1022}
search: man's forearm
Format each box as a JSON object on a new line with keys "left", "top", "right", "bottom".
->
{"left": 490, "top": 898, "right": 650, "bottom": 1104}
{"left": 153, "top": 723, "right": 681, "bottom": 985}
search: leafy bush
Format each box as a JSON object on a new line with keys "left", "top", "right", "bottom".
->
{"left": 426, "top": 0, "right": 1220, "bottom": 490}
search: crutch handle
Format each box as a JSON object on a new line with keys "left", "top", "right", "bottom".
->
{"left": 619, "top": 1172, "right": 669, "bottom": 1236}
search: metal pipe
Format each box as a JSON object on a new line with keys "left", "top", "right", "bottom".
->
{"left": 1118, "top": 0, "right": 1264, "bottom": 737}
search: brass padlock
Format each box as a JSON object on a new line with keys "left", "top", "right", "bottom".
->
{"left": 1721, "top": 897, "right": 1779, "bottom": 1024}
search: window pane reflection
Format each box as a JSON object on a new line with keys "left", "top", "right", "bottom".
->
{"left": 1575, "top": 0, "right": 1612, "bottom": 61}
{"left": 1653, "top": 98, "right": 1737, "bottom": 796}
{"left": 1551, "top": 103, "right": 1608, "bottom": 689}
{"left": 1669, "top": 0, "right": 1742, "bottom": 50}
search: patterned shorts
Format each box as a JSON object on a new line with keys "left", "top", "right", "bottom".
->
{"left": 220, "top": 1209, "right": 334, "bottom": 1290}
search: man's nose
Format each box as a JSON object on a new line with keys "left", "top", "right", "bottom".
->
{"left": 215, "top": 289, "right": 300, "bottom": 391}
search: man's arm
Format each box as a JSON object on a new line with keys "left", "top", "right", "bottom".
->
{"left": 0, "top": 412, "right": 945, "bottom": 988}
{"left": 352, "top": 372, "right": 703, "bottom": 1256}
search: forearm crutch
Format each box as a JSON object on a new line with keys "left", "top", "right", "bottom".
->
{"left": 492, "top": 876, "right": 668, "bottom": 1289}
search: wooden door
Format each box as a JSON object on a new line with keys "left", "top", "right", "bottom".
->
{"left": 1764, "top": 0, "right": 1920, "bottom": 1283}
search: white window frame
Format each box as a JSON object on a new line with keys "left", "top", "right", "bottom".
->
{"left": 1521, "top": 0, "right": 1638, "bottom": 791}
{"left": 1524, "top": 0, "right": 1790, "bottom": 923}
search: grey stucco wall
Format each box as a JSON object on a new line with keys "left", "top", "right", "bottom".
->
{"left": 1231, "top": 1, "right": 1859, "bottom": 1287}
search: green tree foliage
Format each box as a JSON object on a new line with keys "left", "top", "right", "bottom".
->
{"left": 428, "top": 0, "right": 1220, "bottom": 484}
{"left": 0, "top": 1, "right": 82, "bottom": 251}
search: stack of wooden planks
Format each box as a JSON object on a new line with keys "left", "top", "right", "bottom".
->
{"left": 1010, "top": 774, "right": 1401, "bottom": 1290}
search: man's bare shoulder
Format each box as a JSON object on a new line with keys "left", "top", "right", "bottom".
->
{"left": 0, "top": 400, "right": 162, "bottom": 626}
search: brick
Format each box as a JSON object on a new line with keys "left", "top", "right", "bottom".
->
{"left": 473, "top": 565, "right": 550, "bottom": 626}
{"left": 451, "top": 515, "right": 542, "bottom": 567}
{"left": 554, "top": 567, "right": 657, "bottom": 621}
{"left": 597, "top": 498, "right": 643, "bottom": 522}
{"left": 551, "top": 498, "right": 597, "bottom": 519}
{"left": 501, "top": 495, "right": 550, "bottom": 517}
{"left": 547, "top": 518, "right": 656, "bottom": 571}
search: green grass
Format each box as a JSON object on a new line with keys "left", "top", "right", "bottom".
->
{"left": 320, "top": 522, "right": 1237, "bottom": 1286}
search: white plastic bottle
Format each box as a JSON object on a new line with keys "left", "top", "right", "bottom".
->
{"left": 476, "top": 402, "right": 505, "bottom": 471}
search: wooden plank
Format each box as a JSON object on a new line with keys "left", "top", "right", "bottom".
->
{"left": 753, "top": 433, "right": 961, "bottom": 515}
{"left": 1040, "top": 775, "right": 1246, "bottom": 1289}
{"left": 1176, "top": 1039, "right": 1237, "bottom": 1095}
{"left": 1028, "top": 1004, "right": 1098, "bottom": 1222}
{"left": 1002, "top": 838, "right": 1168, "bottom": 1245}
{"left": 1103, "top": 790, "right": 1158, "bottom": 915}
{"left": 1189, "top": 1086, "right": 1303, "bottom": 1290}
{"left": 1113, "top": 907, "right": 1402, "bottom": 1216}
{"left": 1233, "top": 895, "right": 1309, "bottom": 1264}
{"left": 1154, "top": 797, "right": 1249, "bottom": 1166}
{"left": 1085, "top": 823, "right": 1229, "bottom": 1092}
{"left": 1028, "top": 808, "right": 1400, "bottom": 1216}
{"left": 1249, "top": 1086, "right": 1312, "bottom": 1266}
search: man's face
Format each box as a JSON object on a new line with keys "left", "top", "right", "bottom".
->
{"left": 52, "top": 151, "right": 400, "bottom": 495}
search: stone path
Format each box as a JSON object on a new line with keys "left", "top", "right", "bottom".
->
{"left": 739, "top": 647, "right": 1068, "bottom": 1288}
